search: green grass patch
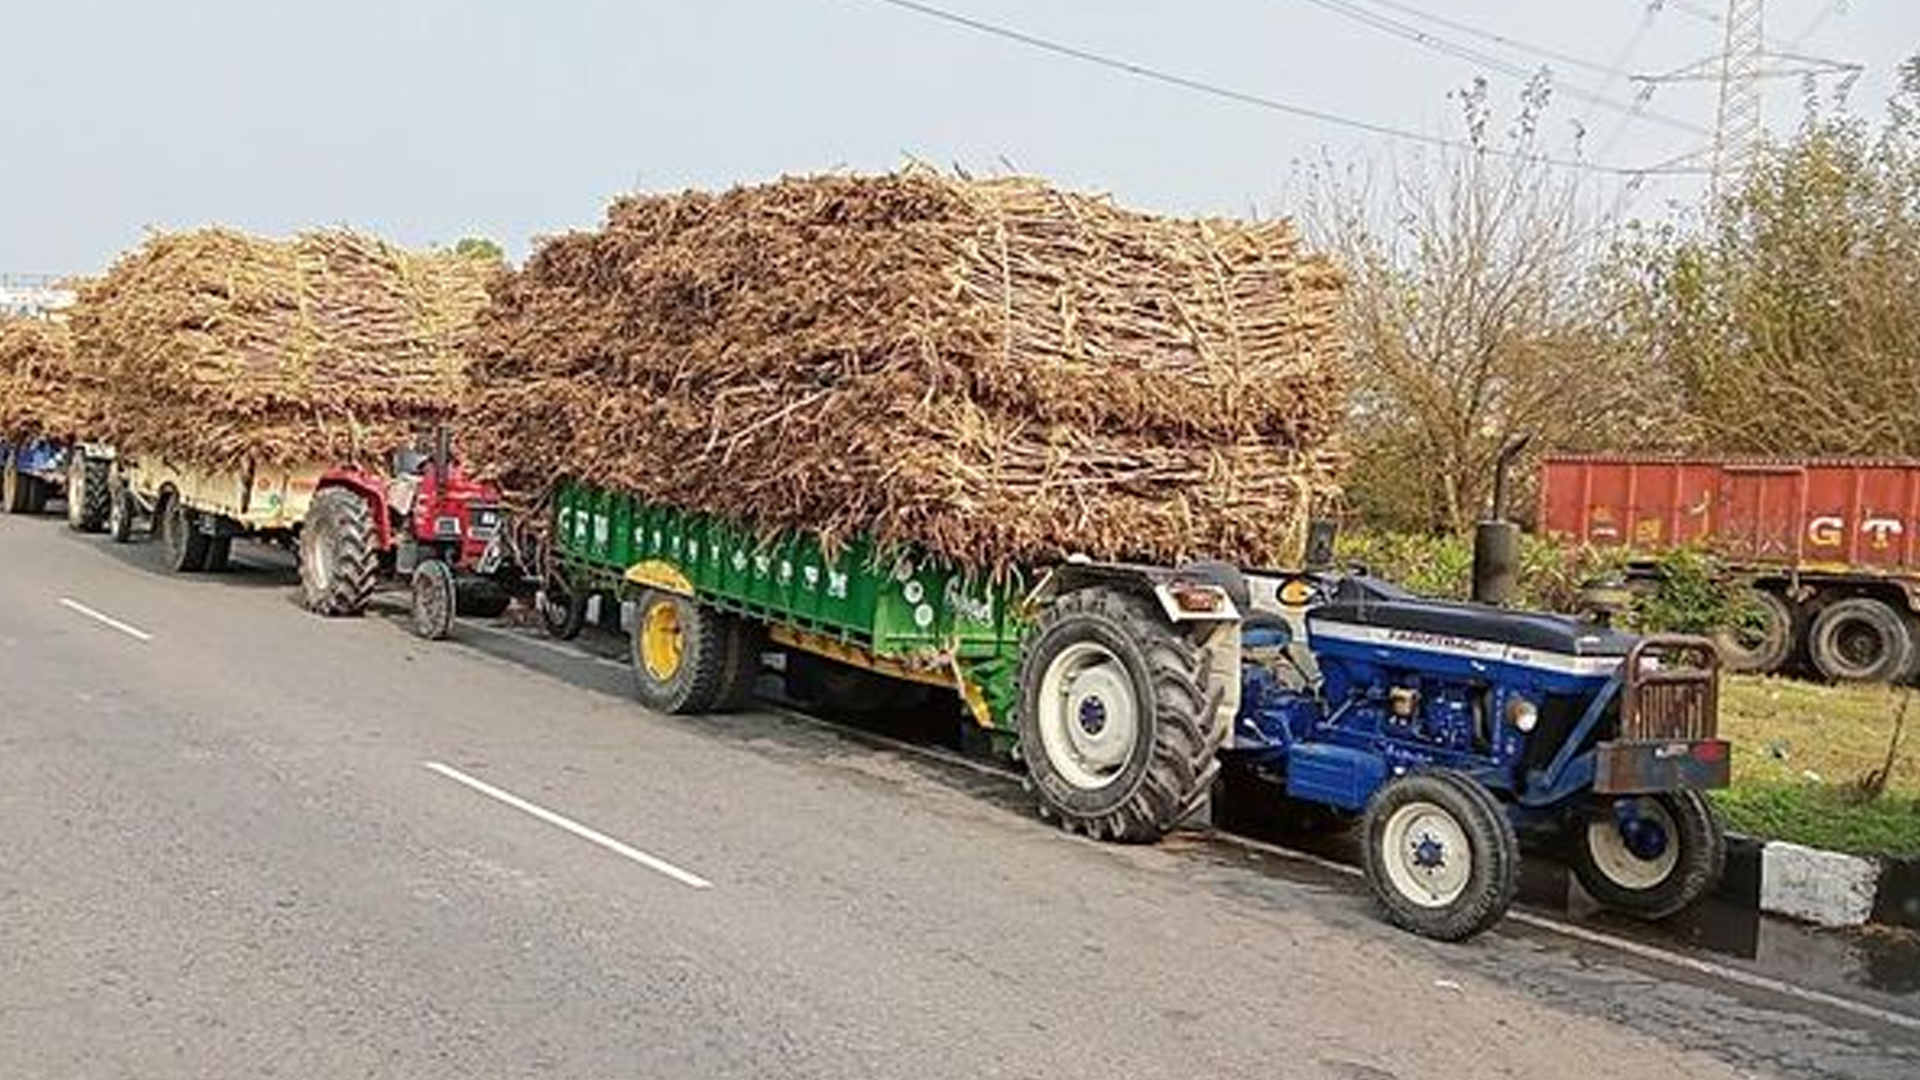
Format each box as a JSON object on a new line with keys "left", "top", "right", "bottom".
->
{"left": 1712, "top": 783, "right": 1920, "bottom": 858}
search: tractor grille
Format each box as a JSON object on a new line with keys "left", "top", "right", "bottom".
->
{"left": 1620, "top": 636, "right": 1720, "bottom": 742}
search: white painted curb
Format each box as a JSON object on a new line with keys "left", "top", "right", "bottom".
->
{"left": 1757, "top": 842, "right": 1882, "bottom": 928}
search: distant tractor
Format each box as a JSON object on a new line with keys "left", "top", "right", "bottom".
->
{"left": 1542, "top": 455, "right": 1920, "bottom": 683}
{"left": 2, "top": 439, "right": 113, "bottom": 530}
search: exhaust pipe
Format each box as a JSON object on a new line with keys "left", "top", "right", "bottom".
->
{"left": 1472, "top": 434, "right": 1531, "bottom": 606}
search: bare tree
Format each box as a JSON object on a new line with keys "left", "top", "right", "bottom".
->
{"left": 1304, "top": 78, "right": 1676, "bottom": 534}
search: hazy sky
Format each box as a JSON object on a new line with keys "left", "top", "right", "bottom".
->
{"left": 2, "top": 1, "right": 1912, "bottom": 275}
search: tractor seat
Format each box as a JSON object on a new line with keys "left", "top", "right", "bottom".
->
{"left": 1309, "top": 576, "right": 1634, "bottom": 658}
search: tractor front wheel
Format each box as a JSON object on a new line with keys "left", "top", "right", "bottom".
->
{"left": 1362, "top": 770, "right": 1519, "bottom": 941}
{"left": 299, "top": 488, "right": 378, "bottom": 616}
{"left": 1568, "top": 791, "right": 1725, "bottom": 921}
{"left": 1015, "top": 587, "right": 1223, "bottom": 843}
{"left": 410, "top": 559, "right": 458, "bottom": 640}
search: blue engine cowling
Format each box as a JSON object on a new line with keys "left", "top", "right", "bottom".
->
{"left": 1234, "top": 575, "right": 1637, "bottom": 812}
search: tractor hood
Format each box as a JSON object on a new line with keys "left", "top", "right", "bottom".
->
{"left": 1307, "top": 576, "right": 1636, "bottom": 664}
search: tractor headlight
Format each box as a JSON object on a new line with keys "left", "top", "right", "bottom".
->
{"left": 1507, "top": 697, "right": 1539, "bottom": 733}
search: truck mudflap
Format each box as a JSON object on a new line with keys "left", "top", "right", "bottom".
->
{"left": 1591, "top": 738, "right": 1731, "bottom": 794}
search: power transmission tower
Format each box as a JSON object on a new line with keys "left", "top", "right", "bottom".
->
{"left": 1636, "top": 0, "right": 1859, "bottom": 200}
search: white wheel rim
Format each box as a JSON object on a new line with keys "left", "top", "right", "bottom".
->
{"left": 1380, "top": 800, "right": 1472, "bottom": 908}
{"left": 1035, "top": 641, "right": 1140, "bottom": 791}
{"left": 1586, "top": 798, "right": 1680, "bottom": 891}
{"left": 302, "top": 527, "right": 330, "bottom": 595}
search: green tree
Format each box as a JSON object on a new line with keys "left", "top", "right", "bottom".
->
{"left": 453, "top": 236, "right": 505, "bottom": 263}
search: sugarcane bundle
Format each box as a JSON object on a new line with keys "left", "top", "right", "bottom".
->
{"left": 71, "top": 229, "right": 494, "bottom": 470}
{"left": 467, "top": 170, "right": 1347, "bottom": 569}
{"left": 0, "top": 315, "right": 106, "bottom": 444}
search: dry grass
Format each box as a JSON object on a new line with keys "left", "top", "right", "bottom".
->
{"left": 71, "top": 229, "right": 494, "bottom": 470}
{"left": 0, "top": 317, "right": 104, "bottom": 443}
{"left": 465, "top": 169, "right": 1347, "bottom": 571}
{"left": 1720, "top": 675, "right": 1919, "bottom": 797}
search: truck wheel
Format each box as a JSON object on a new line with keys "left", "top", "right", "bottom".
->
{"left": 158, "top": 496, "right": 212, "bottom": 573}
{"left": 1808, "top": 596, "right": 1914, "bottom": 682}
{"left": 2, "top": 452, "right": 32, "bottom": 514}
{"left": 1362, "top": 770, "right": 1518, "bottom": 941}
{"left": 1714, "top": 587, "right": 1794, "bottom": 674}
{"left": 66, "top": 455, "right": 111, "bottom": 533}
{"left": 1568, "top": 791, "right": 1725, "bottom": 920}
{"left": 299, "top": 488, "right": 377, "bottom": 616}
{"left": 630, "top": 589, "right": 742, "bottom": 714}
{"left": 410, "top": 560, "right": 458, "bottom": 640}
{"left": 107, "top": 473, "right": 138, "bottom": 543}
{"left": 538, "top": 581, "right": 588, "bottom": 640}
{"left": 1015, "top": 586, "right": 1223, "bottom": 843}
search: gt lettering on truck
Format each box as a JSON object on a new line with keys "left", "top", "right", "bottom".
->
{"left": 1807, "top": 515, "right": 1905, "bottom": 548}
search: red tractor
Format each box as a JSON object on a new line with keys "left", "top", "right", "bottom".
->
{"left": 297, "top": 430, "right": 512, "bottom": 639}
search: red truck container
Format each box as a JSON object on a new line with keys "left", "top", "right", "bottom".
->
{"left": 1540, "top": 455, "right": 1920, "bottom": 682}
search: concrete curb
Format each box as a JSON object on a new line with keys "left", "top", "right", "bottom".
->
{"left": 1717, "top": 834, "right": 1920, "bottom": 930}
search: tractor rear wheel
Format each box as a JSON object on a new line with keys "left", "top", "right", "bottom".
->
{"left": 299, "top": 488, "right": 378, "bottom": 616}
{"left": 410, "top": 559, "right": 458, "bottom": 641}
{"left": 1362, "top": 770, "right": 1519, "bottom": 941}
{"left": 66, "top": 455, "right": 111, "bottom": 533}
{"left": 158, "top": 496, "right": 212, "bottom": 573}
{"left": 629, "top": 589, "right": 751, "bottom": 715}
{"left": 1015, "top": 586, "right": 1224, "bottom": 843}
{"left": 1808, "top": 596, "right": 1914, "bottom": 683}
{"left": 1568, "top": 791, "right": 1725, "bottom": 920}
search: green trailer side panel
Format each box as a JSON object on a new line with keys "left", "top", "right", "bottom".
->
{"left": 552, "top": 482, "right": 1029, "bottom": 726}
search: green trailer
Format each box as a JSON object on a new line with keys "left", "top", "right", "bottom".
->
{"left": 542, "top": 480, "right": 1246, "bottom": 842}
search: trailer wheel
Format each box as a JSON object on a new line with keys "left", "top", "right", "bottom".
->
{"left": 203, "top": 536, "right": 233, "bottom": 574}
{"left": 787, "top": 652, "right": 932, "bottom": 717}
{"left": 1568, "top": 791, "right": 1725, "bottom": 920}
{"left": 299, "top": 488, "right": 377, "bottom": 616}
{"left": 1, "top": 452, "right": 33, "bottom": 515}
{"left": 1015, "top": 586, "right": 1223, "bottom": 843}
{"left": 107, "top": 473, "right": 137, "bottom": 543}
{"left": 1363, "top": 770, "right": 1518, "bottom": 941}
{"left": 158, "top": 496, "right": 212, "bottom": 573}
{"left": 1808, "top": 596, "right": 1914, "bottom": 683}
{"left": 1714, "top": 587, "right": 1794, "bottom": 674}
{"left": 629, "top": 589, "right": 742, "bottom": 714}
{"left": 65, "top": 455, "right": 111, "bottom": 533}
{"left": 410, "top": 560, "right": 458, "bottom": 641}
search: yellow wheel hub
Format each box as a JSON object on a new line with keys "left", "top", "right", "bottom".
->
{"left": 640, "top": 598, "right": 685, "bottom": 681}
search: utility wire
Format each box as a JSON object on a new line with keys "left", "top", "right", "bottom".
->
{"left": 848, "top": 0, "right": 1710, "bottom": 177}
{"left": 1287, "top": 0, "right": 1710, "bottom": 137}
{"left": 1336, "top": 0, "right": 1623, "bottom": 79}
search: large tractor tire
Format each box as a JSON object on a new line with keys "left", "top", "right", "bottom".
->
{"left": 629, "top": 589, "right": 756, "bottom": 715}
{"left": 1568, "top": 791, "right": 1725, "bottom": 920}
{"left": 299, "top": 488, "right": 378, "bottom": 616}
{"left": 1713, "top": 586, "right": 1795, "bottom": 674}
{"left": 158, "top": 496, "right": 212, "bottom": 573}
{"left": 1014, "top": 586, "right": 1224, "bottom": 843}
{"left": 1362, "top": 770, "right": 1519, "bottom": 941}
{"left": 1808, "top": 596, "right": 1914, "bottom": 683}
{"left": 65, "top": 455, "right": 111, "bottom": 533}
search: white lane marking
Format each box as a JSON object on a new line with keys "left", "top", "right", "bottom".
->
{"left": 57, "top": 598, "right": 154, "bottom": 642}
{"left": 423, "top": 761, "right": 712, "bottom": 889}
{"left": 1211, "top": 830, "right": 1920, "bottom": 1035}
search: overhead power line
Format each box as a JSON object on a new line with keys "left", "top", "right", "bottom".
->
{"left": 1334, "top": 0, "right": 1623, "bottom": 79}
{"left": 1287, "top": 0, "right": 1711, "bottom": 137}
{"left": 847, "top": 0, "right": 1710, "bottom": 178}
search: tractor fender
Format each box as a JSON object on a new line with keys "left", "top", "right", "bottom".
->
{"left": 1025, "top": 559, "right": 1243, "bottom": 625}
{"left": 313, "top": 472, "right": 394, "bottom": 552}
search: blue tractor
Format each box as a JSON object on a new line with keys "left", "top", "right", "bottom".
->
{"left": 1220, "top": 568, "right": 1729, "bottom": 940}
{"left": 1, "top": 438, "right": 113, "bottom": 531}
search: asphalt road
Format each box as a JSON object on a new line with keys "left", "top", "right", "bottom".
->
{"left": 2, "top": 515, "right": 1916, "bottom": 1080}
